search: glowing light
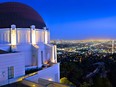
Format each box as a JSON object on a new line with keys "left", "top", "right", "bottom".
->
{"left": 48, "top": 78, "right": 53, "bottom": 81}
{"left": 11, "top": 30, "right": 16, "bottom": 45}
{"left": 44, "top": 30, "right": 48, "bottom": 44}
{"left": 44, "top": 61, "right": 49, "bottom": 64}
{"left": 31, "top": 25, "right": 36, "bottom": 44}
{"left": 32, "top": 85, "right": 36, "bottom": 87}
{"left": 11, "top": 24, "right": 17, "bottom": 45}
{"left": 51, "top": 46, "right": 55, "bottom": 63}
{"left": 32, "top": 30, "right": 36, "bottom": 44}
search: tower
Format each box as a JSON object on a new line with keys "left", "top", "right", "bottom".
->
{"left": 112, "top": 40, "right": 115, "bottom": 54}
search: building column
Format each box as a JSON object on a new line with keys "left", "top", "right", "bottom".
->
{"left": 11, "top": 24, "right": 17, "bottom": 52}
{"left": 43, "top": 27, "right": 48, "bottom": 44}
{"left": 51, "top": 45, "right": 57, "bottom": 63}
{"left": 54, "top": 45, "right": 57, "bottom": 63}
{"left": 30, "top": 25, "right": 36, "bottom": 45}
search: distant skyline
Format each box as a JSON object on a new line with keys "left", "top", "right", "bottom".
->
{"left": 1, "top": 0, "right": 116, "bottom": 40}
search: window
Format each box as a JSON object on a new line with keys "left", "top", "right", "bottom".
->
{"left": 41, "top": 51, "right": 43, "bottom": 64}
{"left": 8, "top": 66, "right": 14, "bottom": 79}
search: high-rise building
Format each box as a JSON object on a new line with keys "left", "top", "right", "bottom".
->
{"left": 112, "top": 40, "right": 115, "bottom": 54}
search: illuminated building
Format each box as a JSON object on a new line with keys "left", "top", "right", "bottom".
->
{"left": 112, "top": 40, "right": 115, "bottom": 54}
{"left": 0, "top": 2, "right": 59, "bottom": 86}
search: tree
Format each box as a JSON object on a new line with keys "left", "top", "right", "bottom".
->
{"left": 93, "top": 77, "right": 112, "bottom": 87}
{"left": 80, "top": 82, "right": 91, "bottom": 87}
{"left": 60, "top": 77, "right": 74, "bottom": 86}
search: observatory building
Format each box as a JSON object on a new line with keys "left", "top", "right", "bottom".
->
{"left": 0, "top": 2, "right": 59, "bottom": 86}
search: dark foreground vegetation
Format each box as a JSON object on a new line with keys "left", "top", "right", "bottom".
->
{"left": 59, "top": 52, "right": 116, "bottom": 87}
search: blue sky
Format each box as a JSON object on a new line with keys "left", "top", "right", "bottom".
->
{"left": 1, "top": 0, "right": 116, "bottom": 40}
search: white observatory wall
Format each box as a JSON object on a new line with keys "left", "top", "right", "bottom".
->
{"left": 17, "top": 28, "right": 30, "bottom": 44}
{"left": 16, "top": 44, "right": 32, "bottom": 66}
{"left": 36, "top": 29, "right": 50, "bottom": 44}
{"left": 38, "top": 43, "right": 45, "bottom": 64}
{"left": 0, "top": 29, "right": 10, "bottom": 44}
{"left": 36, "top": 29, "right": 55, "bottom": 64}
{"left": 16, "top": 28, "right": 32, "bottom": 66}
{"left": 0, "top": 53, "right": 25, "bottom": 85}
{"left": 47, "top": 31, "right": 50, "bottom": 44}
{"left": 41, "top": 30, "right": 45, "bottom": 43}
{"left": 44, "top": 44, "right": 52, "bottom": 62}
{"left": 0, "top": 44, "right": 10, "bottom": 51}
{"left": 44, "top": 30, "right": 50, "bottom": 44}
{"left": 32, "top": 45, "right": 39, "bottom": 66}
{"left": 44, "top": 44, "right": 57, "bottom": 63}
{"left": 0, "top": 29, "right": 11, "bottom": 51}
{"left": 26, "top": 63, "right": 60, "bottom": 83}
{"left": 37, "top": 43, "right": 52, "bottom": 66}
{"left": 35, "top": 30, "right": 41, "bottom": 44}
{"left": 36, "top": 30, "right": 45, "bottom": 43}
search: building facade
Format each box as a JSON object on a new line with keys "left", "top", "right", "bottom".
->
{"left": 0, "top": 2, "right": 59, "bottom": 86}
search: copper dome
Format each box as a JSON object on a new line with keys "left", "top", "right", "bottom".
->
{"left": 0, "top": 2, "right": 46, "bottom": 28}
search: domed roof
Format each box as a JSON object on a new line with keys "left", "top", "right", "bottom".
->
{"left": 0, "top": 2, "right": 46, "bottom": 29}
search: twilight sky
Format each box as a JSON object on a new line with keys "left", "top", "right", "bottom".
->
{"left": 1, "top": 0, "right": 116, "bottom": 40}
